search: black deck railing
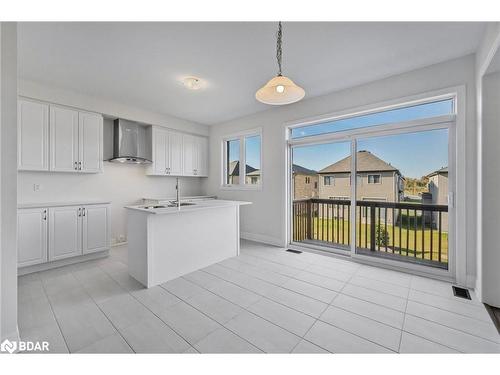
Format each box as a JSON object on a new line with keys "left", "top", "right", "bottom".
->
{"left": 293, "top": 198, "right": 449, "bottom": 269}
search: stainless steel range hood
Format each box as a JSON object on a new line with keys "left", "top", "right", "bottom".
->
{"left": 108, "top": 119, "right": 152, "bottom": 164}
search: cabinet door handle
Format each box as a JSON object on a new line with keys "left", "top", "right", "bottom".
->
{"left": 82, "top": 208, "right": 86, "bottom": 216}
{"left": 43, "top": 209, "right": 47, "bottom": 220}
{"left": 74, "top": 161, "right": 78, "bottom": 170}
{"left": 78, "top": 208, "right": 81, "bottom": 217}
{"left": 78, "top": 161, "right": 82, "bottom": 170}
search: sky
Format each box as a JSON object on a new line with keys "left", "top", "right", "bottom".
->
{"left": 292, "top": 128, "right": 448, "bottom": 178}
{"left": 228, "top": 135, "right": 261, "bottom": 169}
{"left": 230, "top": 99, "right": 452, "bottom": 178}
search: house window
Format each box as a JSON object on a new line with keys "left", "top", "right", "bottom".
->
{"left": 324, "top": 176, "right": 334, "bottom": 185}
{"left": 329, "top": 196, "right": 349, "bottom": 200}
{"left": 222, "top": 129, "right": 262, "bottom": 189}
{"left": 368, "top": 174, "right": 381, "bottom": 184}
{"left": 305, "top": 177, "right": 311, "bottom": 184}
{"left": 314, "top": 181, "right": 318, "bottom": 189}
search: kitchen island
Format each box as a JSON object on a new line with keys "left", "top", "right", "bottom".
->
{"left": 125, "top": 199, "right": 251, "bottom": 288}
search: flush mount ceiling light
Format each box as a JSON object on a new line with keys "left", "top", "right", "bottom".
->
{"left": 256, "top": 22, "right": 305, "bottom": 106}
{"left": 182, "top": 76, "right": 203, "bottom": 90}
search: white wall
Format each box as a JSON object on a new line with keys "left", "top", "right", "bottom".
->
{"left": 0, "top": 22, "right": 18, "bottom": 342}
{"left": 481, "top": 70, "right": 500, "bottom": 307}
{"left": 475, "top": 22, "right": 500, "bottom": 303}
{"left": 207, "top": 55, "right": 478, "bottom": 285}
{"left": 17, "top": 81, "right": 209, "bottom": 245}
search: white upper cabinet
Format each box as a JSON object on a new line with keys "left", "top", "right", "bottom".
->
{"left": 18, "top": 98, "right": 103, "bottom": 173}
{"left": 183, "top": 134, "right": 208, "bottom": 177}
{"left": 197, "top": 136, "right": 208, "bottom": 177}
{"left": 148, "top": 127, "right": 195, "bottom": 176}
{"left": 50, "top": 105, "right": 79, "bottom": 172}
{"left": 182, "top": 134, "right": 196, "bottom": 176}
{"left": 17, "top": 208, "right": 48, "bottom": 267}
{"left": 169, "top": 131, "right": 184, "bottom": 175}
{"left": 79, "top": 111, "right": 103, "bottom": 173}
{"left": 18, "top": 99, "right": 49, "bottom": 171}
{"left": 150, "top": 127, "right": 168, "bottom": 175}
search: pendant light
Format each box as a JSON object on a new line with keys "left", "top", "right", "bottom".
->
{"left": 256, "top": 22, "right": 305, "bottom": 105}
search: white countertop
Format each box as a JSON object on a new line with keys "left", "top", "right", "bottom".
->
{"left": 125, "top": 199, "right": 251, "bottom": 214}
{"left": 18, "top": 200, "right": 111, "bottom": 209}
{"left": 142, "top": 195, "right": 217, "bottom": 202}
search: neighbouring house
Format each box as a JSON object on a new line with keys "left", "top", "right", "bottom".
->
{"left": 318, "top": 150, "right": 404, "bottom": 222}
{"left": 246, "top": 169, "right": 261, "bottom": 185}
{"left": 426, "top": 166, "right": 449, "bottom": 231}
{"left": 227, "top": 160, "right": 258, "bottom": 184}
{"left": 292, "top": 164, "right": 318, "bottom": 199}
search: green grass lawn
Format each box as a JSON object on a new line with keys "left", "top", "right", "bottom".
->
{"left": 294, "top": 216, "right": 448, "bottom": 264}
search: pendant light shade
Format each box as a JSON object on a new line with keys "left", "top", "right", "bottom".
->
{"left": 255, "top": 75, "right": 305, "bottom": 105}
{"left": 256, "top": 22, "right": 305, "bottom": 106}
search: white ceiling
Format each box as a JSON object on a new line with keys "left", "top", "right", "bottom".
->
{"left": 19, "top": 22, "right": 486, "bottom": 125}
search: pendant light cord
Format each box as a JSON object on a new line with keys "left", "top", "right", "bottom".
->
{"left": 276, "top": 21, "right": 283, "bottom": 76}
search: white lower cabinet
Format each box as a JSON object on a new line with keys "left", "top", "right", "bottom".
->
{"left": 17, "top": 208, "right": 48, "bottom": 267}
{"left": 48, "top": 206, "right": 82, "bottom": 261}
{"left": 18, "top": 203, "right": 110, "bottom": 269}
{"left": 82, "top": 204, "right": 109, "bottom": 254}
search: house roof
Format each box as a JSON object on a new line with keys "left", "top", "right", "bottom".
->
{"left": 319, "top": 150, "right": 400, "bottom": 174}
{"left": 228, "top": 161, "right": 257, "bottom": 176}
{"left": 246, "top": 169, "right": 261, "bottom": 176}
{"left": 292, "top": 164, "right": 317, "bottom": 175}
{"left": 426, "top": 166, "right": 448, "bottom": 178}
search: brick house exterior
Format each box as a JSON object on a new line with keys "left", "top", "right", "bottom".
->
{"left": 292, "top": 164, "right": 318, "bottom": 199}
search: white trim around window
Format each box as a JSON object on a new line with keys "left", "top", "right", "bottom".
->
{"left": 221, "top": 127, "right": 263, "bottom": 190}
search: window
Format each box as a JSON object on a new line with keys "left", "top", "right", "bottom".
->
{"left": 305, "top": 177, "right": 311, "bottom": 184}
{"left": 323, "top": 176, "right": 334, "bottom": 185}
{"left": 329, "top": 196, "right": 349, "bottom": 200}
{"left": 314, "top": 181, "right": 318, "bottom": 189}
{"left": 224, "top": 139, "right": 240, "bottom": 185}
{"left": 291, "top": 98, "right": 454, "bottom": 139}
{"left": 368, "top": 174, "right": 381, "bottom": 184}
{"left": 222, "top": 129, "right": 262, "bottom": 189}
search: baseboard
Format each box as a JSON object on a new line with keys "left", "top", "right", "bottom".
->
{"left": 18, "top": 250, "right": 109, "bottom": 276}
{"left": 240, "top": 232, "right": 285, "bottom": 247}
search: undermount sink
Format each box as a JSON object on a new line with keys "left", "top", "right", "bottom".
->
{"left": 166, "top": 202, "right": 195, "bottom": 207}
{"left": 141, "top": 203, "right": 196, "bottom": 209}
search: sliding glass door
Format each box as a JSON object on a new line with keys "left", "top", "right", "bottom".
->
{"left": 354, "top": 129, "right": 450, "bottom": 269}
{"left": 288, "top": 97, "right": 455, "bottom": 275}
{"left": 291, "top": 141, "right": 352, "bottom": 254}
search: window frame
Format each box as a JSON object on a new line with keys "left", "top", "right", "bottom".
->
{"left": 323, "top": 175, "right": 334, "bottom": 186}
{"left": 221, "top": 128, "right": 263, "bottom": 190}
{"left": 367, "top": 174, "right": 382, "bottom": 184}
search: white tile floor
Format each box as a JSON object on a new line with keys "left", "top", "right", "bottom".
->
{"left": 18, "top": 240, "right": 500, "bottom": 353}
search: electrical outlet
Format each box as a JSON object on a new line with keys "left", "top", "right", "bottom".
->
{"left": 119, "top": 235, "right": 126, "bottom": 243}
{"left": 33, "top": 184, "right": 41, "bottom": 192}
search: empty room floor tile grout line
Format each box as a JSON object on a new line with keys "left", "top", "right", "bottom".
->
{"left": 36, "top": 273, "right": 71, "bottom": 354}
{"left": 196, "top": 269, "right": 328, "bottom": 319}
{"left": 96, "top": 262, "right": 197, "bottom": 352}
{"left": 67, "top": 268, "right": 137, "bottom": 353}
{"left": 212, "top": 262, "right": 339, "bottom": 304}
{"left": 402, "top": 310, "right": 500, "bottom": 344}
